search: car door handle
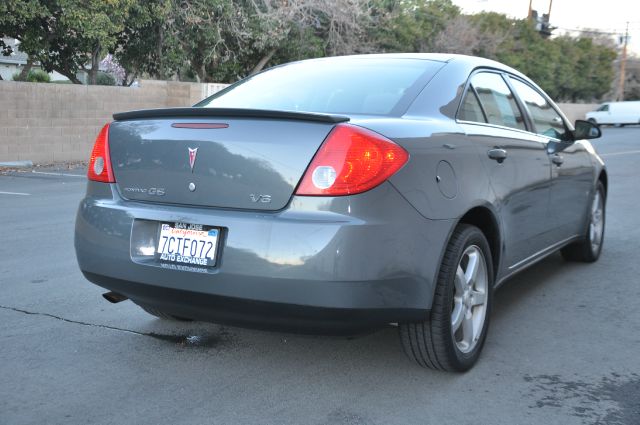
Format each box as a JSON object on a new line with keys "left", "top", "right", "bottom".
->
{"left": 551, "top": 154, "right": 564, "bottom": 166}
{"left": 487, "top": 148, "right": 507, "bottom": 163}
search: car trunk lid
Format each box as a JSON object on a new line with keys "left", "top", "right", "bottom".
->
{"left": 108, "top": 108, "right": 348, "bottom": 211}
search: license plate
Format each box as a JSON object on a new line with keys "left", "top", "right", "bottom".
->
{"left": 157, "top": 222, "right": 219, "bottom": 267}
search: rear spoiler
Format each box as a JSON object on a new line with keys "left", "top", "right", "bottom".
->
{"left": 113, "top": 107, "right": 350, "bottom": 124}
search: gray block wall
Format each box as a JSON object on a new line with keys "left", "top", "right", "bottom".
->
{"left": 0, "top": 80, "right": 227, "bottom": 164}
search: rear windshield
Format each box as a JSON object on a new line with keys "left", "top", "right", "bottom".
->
{"left": 198, "top": 58, "right": 443, "bottom": 116}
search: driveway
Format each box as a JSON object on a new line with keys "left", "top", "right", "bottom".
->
{"left": 1, "top": 128, "right": 639, "bottom": 425}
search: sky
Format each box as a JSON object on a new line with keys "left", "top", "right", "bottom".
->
{"left": 452, "top": 0, "right": 640, "bottom": 55}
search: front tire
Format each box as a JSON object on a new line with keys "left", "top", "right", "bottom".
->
{"left": 399, "top": 224, "right": 493, "bottom": 372}
{"left": 561, "top": 182, "right": 606, "bottom": 262}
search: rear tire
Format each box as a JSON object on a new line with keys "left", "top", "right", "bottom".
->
{"left": 399, "top": 224, "right": 493, "bottom": 372}
{"left": 561, "top": 182, "right": 605, "bottom": 263}
{"left": 135, "top": 303, "right": 193, "bottom": 321}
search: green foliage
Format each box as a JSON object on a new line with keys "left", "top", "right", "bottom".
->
{"left": 0, "top": 0, "right": 619, "bottom": 100}
{"left": 483, "top": 19, "right": 616, "bottom": 102}
{"left": 12, "top": 69, "right": 51, "bottom": 82}
{"left": 96, "top": 71, "right": 116, "bottom": 86}
{"left": 1, "top": 0, "right": 135, "bottom": 83}
{"left": 373, "top": 0, "right": 460, "bottom": 52}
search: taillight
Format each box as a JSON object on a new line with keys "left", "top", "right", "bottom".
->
{"left": 87, "top": 123, "right": 115, "bottom": 183}
{"left": 295, "top": 124, "right": 409, "bottom": 196}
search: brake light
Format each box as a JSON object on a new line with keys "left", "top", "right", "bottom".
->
{"left": 87, "top": 123, "right": 115, "bottom": 183}
{"left": 296, "top": 124, "right": 409, "bottom": 196}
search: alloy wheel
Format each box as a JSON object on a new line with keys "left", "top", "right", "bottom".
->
{"left": 451, "top": 245, "right": 489, "bottom": 354}
{"left": 590, "top": 190, "right": 604, "bottom": 254}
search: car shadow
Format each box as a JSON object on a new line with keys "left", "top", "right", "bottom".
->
{"left": 133, "top": 251, "right": 585, "bottom": 376}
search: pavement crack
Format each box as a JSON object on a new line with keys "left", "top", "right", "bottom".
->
{"left": 0, "top": 304, "right": 148, "bottom": 337}
{"left": 0, "top": 304, "right": 237, "bottom": 348}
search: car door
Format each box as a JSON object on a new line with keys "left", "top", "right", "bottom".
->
{"left": 457, "top": 71, "right": 552, "bottom": 271}
{"left": 508, "top": 77, "right": 594, "bottom": 242}
{"left": 595, "top": 104, "right": 611, "bottom": 124}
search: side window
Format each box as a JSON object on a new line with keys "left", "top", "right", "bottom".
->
{"left": 597, "top": 104, "right": 609, "bottom": 112}
{"left": 458, "top": 86, "right": 486, "bottom": 123}
{"left": 470, "top": 73, "right": 526, "bottom": 131}
{"left": 509, "top": 78, "right": 569, "bottom": 141}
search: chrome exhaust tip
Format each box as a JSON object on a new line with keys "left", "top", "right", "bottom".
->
{"left": 102, "top": 291, "right": 128, "bottom": 304}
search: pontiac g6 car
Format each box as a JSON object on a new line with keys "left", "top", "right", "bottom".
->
{"left": 75, "top": 54, "right": 606, "bottom": 371}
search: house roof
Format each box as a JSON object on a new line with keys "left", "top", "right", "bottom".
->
{"left": 1, "top": 38, "right": 29, "bottom": 65}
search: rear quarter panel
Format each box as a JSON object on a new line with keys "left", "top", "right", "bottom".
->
{"left": 354, "top": 118, "right": 494, "bottom": 221}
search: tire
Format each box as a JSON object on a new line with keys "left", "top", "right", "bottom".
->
{"left": 561, "top": 182, "right": 606, "bottom": 263}
{"left": 135, "top": 303, "right": 193, "bottom": 321}
{"left": 587, "top": 118, "right": 597, "bottom": 125}
{"left": 399, "top": 224, "right": 493, "bottom": 372}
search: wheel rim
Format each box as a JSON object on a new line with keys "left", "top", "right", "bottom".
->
{"left": 589, "top": 190, "right": 604, "bottom": 254}
{"left": 451, "top": 245, "right": 488, "bottom": 354}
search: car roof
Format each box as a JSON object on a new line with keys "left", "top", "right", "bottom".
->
{"left": 294, "top": 53, "right": 529, "bottom": 81}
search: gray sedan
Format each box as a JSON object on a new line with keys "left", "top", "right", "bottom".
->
{"left": 75, "top": 54, "right": 606, "bottom": 372}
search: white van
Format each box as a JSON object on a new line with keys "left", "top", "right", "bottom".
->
{"left": 586, "top": 101, "right": 640, "bottom": 126}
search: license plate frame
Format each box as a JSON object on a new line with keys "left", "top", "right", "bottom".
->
{"left": 156, "top": 222, "right": 219, "bottom": 267}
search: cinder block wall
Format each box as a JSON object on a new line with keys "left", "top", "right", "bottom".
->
{"left": 0, "top": 80, "right": 227, "bottom": 163}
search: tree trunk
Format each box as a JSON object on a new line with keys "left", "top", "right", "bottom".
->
{"left": 52, "top": 65, "right": 83, "bottom": 84}
{"left": 18, "top": 57, "right": 34, "bottom": 80}
{"left": 156, "top": 25, "right": 165, "bottom": 80}
{"left": 198, "top": 63, "right": 206, "bottom": 83}
{"left": 126, "top": 74, "right": 138, "bottom": 87}
{"left": 249, "top": 48, "right": 277, "bottom": 76}
{"left": 88, "top": 45, "right": 101, "bottom": 85}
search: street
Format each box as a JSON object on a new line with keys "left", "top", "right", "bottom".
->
{"left": 1, "top": 127, "right": 639, "bottom": 425}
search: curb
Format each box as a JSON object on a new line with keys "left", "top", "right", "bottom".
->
{"left": 0, "top": 161, "right": 34, "bottom": 168}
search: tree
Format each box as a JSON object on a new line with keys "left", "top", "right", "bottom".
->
{"left": 246, "top": 0, "right": 378, "bottom": 75}
{"left": 622, "top": 58, "right": 640, "bottom": 101}
{"left": 0, "top": 0, "right": 135, "bottom": 84}
{"left": 372, "top": 0, "right": 460, "bottom": 53}
{"left": 432, "top": 13, "right": 511, "bottom": 58}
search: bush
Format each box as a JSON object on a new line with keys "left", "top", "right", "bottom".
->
{"left": 12, "top": 69, "right": 51, "bottom": 83}
{"left": 96, "top": 72, "right": 116, "bottom": 86}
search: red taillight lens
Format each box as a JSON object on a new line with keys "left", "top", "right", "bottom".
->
{"left": 87, "top": 123, "right": 115, "bottom": 183}
{"left": 296, "top": 124, "right": 409, "bottom": 196}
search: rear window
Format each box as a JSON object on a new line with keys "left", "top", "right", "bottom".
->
{"left": 198, "top": 58, "right": 443, "bottom": 116}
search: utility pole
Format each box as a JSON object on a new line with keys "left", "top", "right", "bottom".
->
{"left": 528, "top": 0, "right": 533, "bottom": 19}
{"left": 617, "top": 22, "right": 629, "bottom": 101}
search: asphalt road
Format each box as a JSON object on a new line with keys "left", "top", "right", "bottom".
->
{"left": 1, "top": 128, "right": 639, "bottom": 425}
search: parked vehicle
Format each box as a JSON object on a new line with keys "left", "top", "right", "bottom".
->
{"left": 75, "top": 54, "right": 606, "bottom": 372}
{"left": 586, "top": 101, "right": 640, "bottom": 126}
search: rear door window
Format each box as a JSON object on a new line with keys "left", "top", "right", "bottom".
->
{"left": 469, "top": 72, "right": 526, "bottom": 131}
{"left": 509, "top": 78, "right": 569, "bottom": 141}
{"left": 458, "top": 88, "right": 487, "bottom": 123}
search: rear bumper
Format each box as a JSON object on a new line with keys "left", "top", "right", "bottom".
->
{"left": 75, "top": 182, "right": 454, "bottom": 333}
{"left": 85, "top": 272, "right": 426, "bottom": 334}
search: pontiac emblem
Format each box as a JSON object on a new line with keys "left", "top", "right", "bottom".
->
{"left": 188, "top": 147, "right": 198, "bottom": 172}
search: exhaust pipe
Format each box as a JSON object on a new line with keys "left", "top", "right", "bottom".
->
{"left": 102, "top": 291, "right": 128, "bottom": 304}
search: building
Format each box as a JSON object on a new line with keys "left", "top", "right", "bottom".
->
{"left": 0, "top": 38, "right": 68, "bottom": 81}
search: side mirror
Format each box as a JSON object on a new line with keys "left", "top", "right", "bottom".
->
{"left": 574, "top": 120, "right": 601, "bottom": 140}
